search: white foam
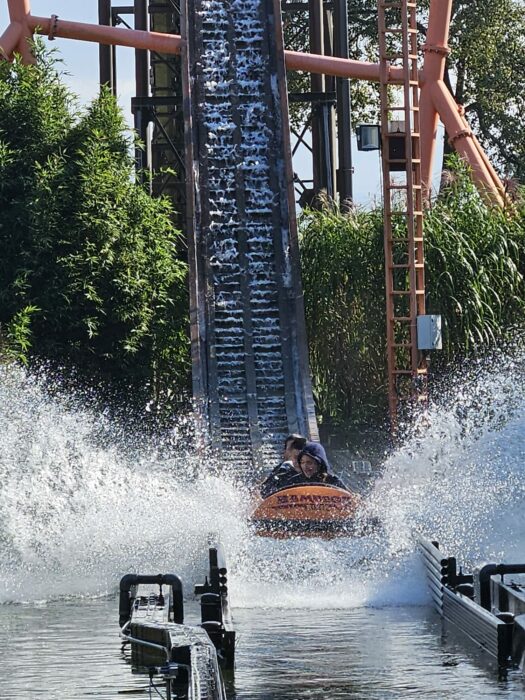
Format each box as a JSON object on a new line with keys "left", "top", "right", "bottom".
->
{"left": 1, "top": 349, "right": 524, "bottom": 608}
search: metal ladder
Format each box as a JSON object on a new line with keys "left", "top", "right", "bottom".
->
{"left": 378, "top": 0, "right": 427, "bottom": 428}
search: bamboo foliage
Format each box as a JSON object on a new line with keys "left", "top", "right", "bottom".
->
{"left": 299, "top": 158, "right": 525, "bottom": 427}
{"left": 299, "top": 202, "right": 386, "bottom": 423}
{"left": 0, "top": 46, "right": 190, "bottom": 416}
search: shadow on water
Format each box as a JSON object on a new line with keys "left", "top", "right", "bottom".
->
{"left": 0, "top": 346, "right": 525, "bottom": 697}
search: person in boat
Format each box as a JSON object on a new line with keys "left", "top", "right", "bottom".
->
{"left": 260, "top": 434, "right": 307, "bottom": 497}
{"left": 286, "top": 441, "right": 348, "bottom": 490}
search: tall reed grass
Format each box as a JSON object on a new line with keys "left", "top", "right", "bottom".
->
{"left": 299, "top": 157, "right": 525, "bottom": 428}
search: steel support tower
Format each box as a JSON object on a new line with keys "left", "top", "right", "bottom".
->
{"left": 99, "top": 0, "right": 354, "bottom": 222}
{"left": 98, "top": 1, "right": 187, "bottom": 226}
{"left": 283, "top": 0, "right": 353, "bottom": 205}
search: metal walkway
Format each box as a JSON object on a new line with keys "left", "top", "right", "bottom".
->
{"left": 181, "top": 0, "right": 318, "bottom": 471}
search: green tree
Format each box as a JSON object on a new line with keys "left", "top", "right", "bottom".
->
{"left": 299, "top": 201, "right": 386, "bottom": 424}
{"left": 446, "top": 0, "right": 525, "bottom": 180}
{"left": 0, "top": 46, "right": 190, "bottom": 413}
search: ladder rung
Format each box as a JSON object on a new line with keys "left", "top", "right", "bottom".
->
{"left": 390, "top": 289, "right": 425, "bottom": 296}
{"left": 392, "top": 368, "right": 427, "bottom": 376}
{"left": 382, "top": 1, "right": 417, "bottom": 6}
{"left": 387, "top": 184, "right": 423, "bottom": 190}
{"left": 393, "top": 343, "right": 413, "bottom": 348}
{"left": 391, "top": 316, "right": 411, "bottom": 321}
{"left": 383, "top": 28, "right": 418, "bottom": 35}
{"left": 386, "top": 237, "right": 423, "bottom": 242}
{"left": 389, "top": 263, "right": 425, "bottom": 269}
{"left": 391, "top": 52, "right": 418, "bottom": 60}
{"left": 387, "top": 159, "right": 421, "bottom": 165}
{"left": 382, "top": 106, "right": 420, "bottom": 114}
{"left": 386, "top": 237, "right": 425, "bottom": 243}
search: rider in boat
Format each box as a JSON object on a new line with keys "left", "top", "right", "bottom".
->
{"left": 285, "top": 441, "right": 349, "bottom": 490}
{"left": 260, "top": 434, "right": 307, "bottom": 497}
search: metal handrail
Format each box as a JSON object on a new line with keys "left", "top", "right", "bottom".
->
{"left": 119, "top": 620, "right": 170, "bottom": 663}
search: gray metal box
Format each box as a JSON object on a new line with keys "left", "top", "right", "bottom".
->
{"left": 417, "top": 314, "right": 442, "bottom": 350}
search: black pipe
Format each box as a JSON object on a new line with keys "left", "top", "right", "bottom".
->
{"left": 477, "top": 563, "right": 525, "bottom": 610}
{"left": 133, "top": 0, "right": 150, "bottom": 176}
{"left": 98, "top": 0, "right": 114, "bottom": 91}
{"left": 119, "top": 573, "right": 184, "bottom": 627}
{"left": 134, "top": 0, "right": 149, "bottom": 97}
{"left": 333, "top": 0, "right": 353, "bottom": 204}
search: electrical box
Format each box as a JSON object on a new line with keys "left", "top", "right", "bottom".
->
{"left": 387, "top": 120, "right": 406, "bottom": 171}
{"left": 388, "top": 134, "right": 406, "bottom": 171}
{"left": 417, "top": 315, "right": 442, "bottom": 350}
{"left": 356, "top": 124, "right": 381, "bottom": 151}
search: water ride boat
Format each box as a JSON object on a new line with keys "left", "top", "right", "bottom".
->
{"left": 251, "top": 483, "right": 363, "bottom": 539}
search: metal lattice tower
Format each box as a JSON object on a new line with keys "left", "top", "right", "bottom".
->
{"left": 378, "top": 0, "right": 428, "bottom": 427}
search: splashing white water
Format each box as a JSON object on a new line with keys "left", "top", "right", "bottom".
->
{"left": 1, "top": 352, "right": 524, "bottom": 608}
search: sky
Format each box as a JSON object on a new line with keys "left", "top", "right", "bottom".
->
{"left": 0, "top": 1, "right": 444, "bottom": 207}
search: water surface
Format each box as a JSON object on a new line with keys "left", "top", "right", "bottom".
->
{"left": 1, "top": 355, "right": 525, "bottom": 698}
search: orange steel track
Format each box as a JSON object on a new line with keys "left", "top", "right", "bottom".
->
{"left": 1, "top": 0, "right": 505, "bottom": 206}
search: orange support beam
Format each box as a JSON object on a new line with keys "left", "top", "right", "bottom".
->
{"left": 418, "top": 0, "right": 506, "bottom": 205}
{"left": 7, "top": 0, "right": 33, "bottom": 63}
{"left": 431, "top": 80, "right": 504, "bottom": 207}
{"left": 0, "top": 0, "right": 507, "bottom": 207}
{"left": 0, "top": 19, "right": 21, "bottom": 58}
{"left": 27, "top": 15, "right": 399, "bottom": 83}
{"left": 284, "top": 50, "right": 403, "bottom": 83}
{"left": 419, "top": 0, "right": 452, "bottom": 195}
{"left": 28, "top": 15, "right": 185, "bottom": 55}
{"left": 471, "top": 131, "right": 508, "bottom": 203}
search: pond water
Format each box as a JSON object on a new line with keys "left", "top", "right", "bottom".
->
{"left": 1, "top": 599, "right": 525, "bottom": 698}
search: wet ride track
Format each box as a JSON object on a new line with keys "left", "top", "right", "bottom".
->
{"left": 182, "top": 0, "right": 318, "bottom": 471}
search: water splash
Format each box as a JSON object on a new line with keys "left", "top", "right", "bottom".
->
{"left": 1, "top": 349, "right": 524, "bottom": 608}
{"left": 0, "top": 365, "right": 248, "bottom": 602}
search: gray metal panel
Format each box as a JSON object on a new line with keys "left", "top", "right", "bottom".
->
{"left": 443, "top": 588, "right": 512, "bottom": 665}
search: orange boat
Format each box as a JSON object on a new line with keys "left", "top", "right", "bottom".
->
{"left": 250, "top": 483, "right": 363, "bottom": 539}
